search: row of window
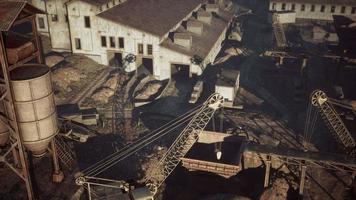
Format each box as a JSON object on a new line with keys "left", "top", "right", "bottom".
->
{"left": 75, "top": 36, "right": 153, "bottom": 55}
{"left": 100, "top": 36, "right": 125, "bottom": 49}
{"left": 272, "top": 3, "right": 356, "bottom": 14}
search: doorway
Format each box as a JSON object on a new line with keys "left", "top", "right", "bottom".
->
{"left": 171, "top": 64, "right": 190, "bottom": 79}
{"left": 114, "top": 52, "right": 123, "bottom": 67}
{"left": 142, "top": 57, "right": 153, "bottom": 75}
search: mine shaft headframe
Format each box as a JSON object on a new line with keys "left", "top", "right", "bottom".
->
{"left": 311, "top": 90, "right": 328, "bottom": 107}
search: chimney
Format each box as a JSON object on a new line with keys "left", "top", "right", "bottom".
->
{"left": 205, "top": 4, "right": 219, "bottom": 13}
{"left": 173, "top": 33, "right": 192, "bottom": 49}
{"left": 197, "top": 11, "right": 212, "bottom": 24}
{"left": 186, "top": 20, "right": 204, "bottom": 35}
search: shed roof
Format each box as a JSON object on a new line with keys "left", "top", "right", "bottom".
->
{"left": 0, "top": 0, "right": 44, "bottom": 31}
{"left": 70, "top": 0, "right": 112, "bottom": 6}
{"left": 216, "top": 69, "right": 240, "bottom": 87}
{"left": 97, "top": 0, "right": 206, "bottom": 37}
{"left": 161, "top": 7, "right": 235, "bottom": 60}
{"left": 270, "top": 0, "right": 356, "bottom": 6}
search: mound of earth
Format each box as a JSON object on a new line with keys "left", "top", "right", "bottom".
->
{"left": 52, "top": 67, "right": 86, "bottom": 91}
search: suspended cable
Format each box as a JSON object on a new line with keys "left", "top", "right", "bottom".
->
{"left": 82, "top": 103, "right": 204, "bottom": 176}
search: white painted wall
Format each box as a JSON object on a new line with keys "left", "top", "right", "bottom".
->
{"left": 32, "top": 0, "right": 71, "bottom": 51}
{"left": 269, "top": 1, "right": 356, "bottom": 21}
{"left": 32, "top": 0, "right": 49, "bottom": 36}
{"left": 46, "top": 0, "right": 71, "bottom": 51}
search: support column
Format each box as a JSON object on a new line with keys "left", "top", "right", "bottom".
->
{"left": 51, "top": 140, "right": 64, "bottom": 183}
{"left": 264, "top": 155, "right": 271, "bottom": 188}
{"left": 279, "top": 57, "right": 284, "bottom": 65}
{"left": 299, "top": 164, "right": 307, "bottom": 195}
{"left": 0, "top": 33, "right": 35, "bottom": 200}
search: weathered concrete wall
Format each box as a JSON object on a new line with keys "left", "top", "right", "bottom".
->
{"left": 46, "top": 0, "right": 71, "bottom": 51}
{"left": 269, "top": 1, "right": 356, "bottom": 21}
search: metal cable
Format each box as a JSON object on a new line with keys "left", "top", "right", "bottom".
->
{"left": 82, "top": 103, "right": 203, "bottom": 176}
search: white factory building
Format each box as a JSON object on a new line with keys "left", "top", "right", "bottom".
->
{"left": 31, "top": 0, "right": 235, "bottom": 80}
{"left": 269, "top": 0, "right": 356, "bottom": 21}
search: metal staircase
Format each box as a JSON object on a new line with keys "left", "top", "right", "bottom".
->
{"left": 273, "top": 23, "right": 287, "bottom": 48}
{"left": 54, "top": 135, "right": 76, "bottom": 170}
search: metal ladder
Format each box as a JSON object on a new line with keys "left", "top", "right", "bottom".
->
{"left": 54, "top": 135, "right": 76, "bottom": 170}
{"left": 273, "top": 23, "right": 287, "bottom": 48}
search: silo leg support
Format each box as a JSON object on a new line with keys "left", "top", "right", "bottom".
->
{"left": 264, "top": 156, "right": 271, "bottom": 188}
{"left": 51, "top": 140, "right": 64, "bottom": 183}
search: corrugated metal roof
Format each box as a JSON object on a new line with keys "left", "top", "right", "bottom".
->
{"left": 97, "top": 0, "right": 206, "bottom": 37}
{"left": 0, "top": 0, "right": 45, "bottom": 31}
{"left": 0, "top": 1, "right": 26, "bottom": 31}
{"left": 270, "top": 0, "right": 356, "bottom": 6}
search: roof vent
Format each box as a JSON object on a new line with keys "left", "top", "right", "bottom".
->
{"left": 186, "top": 20, "right": 204, "bottom": 35}
{"left": 173, "top": 33, "right": 192, "bottom": 49}
{"left": 197, "top": 11, "right": 212, "bottom": 24}
{"left": 205, "top": 4, "right": 219, "bottom": 13}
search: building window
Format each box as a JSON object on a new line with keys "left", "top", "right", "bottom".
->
{"left": 38, "top": 17, "right": 45, "bottom": 29}
{"left": 311, "top": 5, "right": 315, "bottom": 12}
{"left": 341, "top": 6, "right": 346, "bottom": 13}
{"left": 352, "top": 7, "right": 356, "bottom": 14}
{"left": 147, "top": 44, "right": 153, "bottom": 55}
{"left": 101, "top": 36, "right": 107, "bottom": 47}
{"left": 75, "top": 38, "right": 81, "bottom": 50}
{"left": 51, "top": 14, "right": 58, "bottom": 22}
{"left": 331, "top": 6, "right": 335, "bottom": 13}
{"left": 281, "top": 3, "right": 286, "bottom": 10}
{"left": 109, "top": 37, "right": 115, "bottom": 48}
{"left": 84, "top": 16, "right": 91, "bottom": 28}
{"left": 291, "top": 4, "right": 295, "bottom": 11}
{"left": 320, "top": 5, "right": 325, "bottom": 12}
{"left": 118, "top": 37, "right": 124, "bottom": 48}
{"left": 301, "top": 4, "right": 305, "bottom": 11}
{"left": 65, "top": 15, "right": 68, "bottom": 22}
{"left": 272, "top": 3, "right": 276, "bottom": 10}
{"left": 138, "top": 43, "right": 143, "bottom": 54}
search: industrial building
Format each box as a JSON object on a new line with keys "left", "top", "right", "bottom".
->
{"left": 269, "top": 0, "right": 356, "bottom": 21}
{"left": 31, "top": 0, "right": 235, "bottom": 80}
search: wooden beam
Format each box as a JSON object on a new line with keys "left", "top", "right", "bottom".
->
{"left": 299, "top": 164, "right": 307, "bottom": 195}
{"left": 264, "top": 155, "right": 271, "bottom": 187}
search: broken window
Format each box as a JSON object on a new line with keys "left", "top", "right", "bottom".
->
{"left": 101, "top": 36, "right": 107, "bottom": 47}
{"left": 147, "top": 44, "right": 153, "bottom": 55}
{"left": 320, "top": 5, "right": 325, "bottom": 12}
{"left": 310, "top": 5, "right": 315, "bottom": 12}
{"left": 138, "top": 43, "right": 144, "bottom": 54}
{"left": 331, "top": 6, "right": 335, "bottom": 13}
{"left": 301, "top": 4, "right": 305, "bottom": 11}
{"left": 291, "top": 4, "right": 295, "bottom": 11}
{"left": 281, "top": 3, "right": 286, "bottom": 10}
{"left": 84, "top": 16, "right": 91, "bottom": 28}
{"left": 341, "top": 6, "right": 346, "bottom": 13}
{"left": 38, "top": 17, "right": 45, "bottom": 29}
{"left": 110, "top": 37, "right": 115, "bottom": 48}
{"left": 51, "top": 14, "right": 58, "bottom": 22}
{"left": 75, "top": 38, "right": 81, "bottom": 50}
{"left": 118, "top": 37, "right": 124, "bottom": 49}
{"left": 272, "top": 3, "right": 276, "bottom": 10}
{"left": 352, "top": 7, "right": 356, "bottom": 14}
